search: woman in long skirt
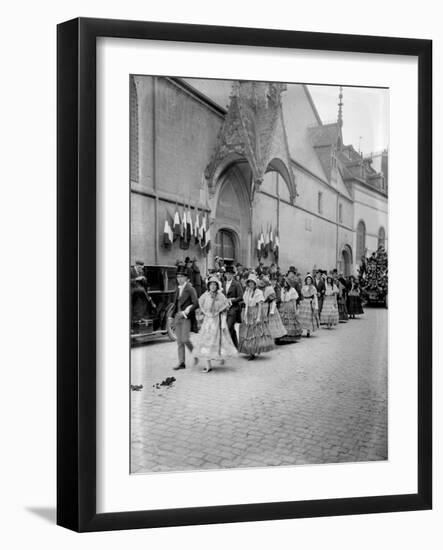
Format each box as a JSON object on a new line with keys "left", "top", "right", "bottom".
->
{"left": 238, "top": 274, "right": 274, "bottom": 360}
{"left": 298, "top": 275, "right": 319, "bottom": 337}
{"left": 193, "top": 276, "right": 238, "bottom": 372}
{"left": 337, "top": 277, "right": 349, "bottom": 322}
{"left": 320, "top": 276, "right": 339, "bottom": 328}
{"left": 278, "top": 278, "right": 302, "bottom": 343}
{"left": 347, "top": 277, "right": 364, "bottom": 319}
{"left": 262, "top": 278, "right": 287, "bottom": 340}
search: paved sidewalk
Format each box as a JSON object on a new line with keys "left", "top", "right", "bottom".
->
{"left": 131, "top": 308, "right": 387, "bottom": 473}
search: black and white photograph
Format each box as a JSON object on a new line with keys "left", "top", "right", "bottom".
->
{"left": 130, "top": 76, "right": 389, "bottom": 474}
{"left": 0, "top": 0, "right": 438, "bottom": 541}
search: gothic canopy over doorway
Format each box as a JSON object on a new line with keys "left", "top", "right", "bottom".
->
{"left": 204, "top": 81, "right": 297, "bottom": 203}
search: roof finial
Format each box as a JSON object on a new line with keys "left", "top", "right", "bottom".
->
{"left": 338, "top": 86, "right": 343, "bottom": 128}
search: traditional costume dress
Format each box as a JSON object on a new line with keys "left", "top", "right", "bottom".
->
{"left": 278, "top": 285, "right": 303, "bottom": 342}
{"left": 193, "top": 286, "right": 238, "bottom": 361}
{"left": 348, "top": 282, "right": 364, "bottom": 317}
{"left": 263, "top": 285, "right": 287, "bottom": 340}
{"left": 337, "top": 279, "right": 349, "bottom": 322}
{"left": 320, "top": 282, "right": 339, "bottom": 327}
{"left": 238, "top": 276, "right": 275, "bottom": 356}
{"left": 298, "top": 277, "right": 320, "bottom": 334}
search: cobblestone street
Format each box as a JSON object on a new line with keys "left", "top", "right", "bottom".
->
{"left": 131, "top": 307, "right": 387, "bottom": 473}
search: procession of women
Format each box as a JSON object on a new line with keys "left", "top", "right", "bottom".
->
{"left": 171, "top": 255, "right": 369, "bottom": 374}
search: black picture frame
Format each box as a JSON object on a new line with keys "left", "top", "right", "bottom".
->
{"left": 57, "top": 17, "right": 432, "bottom": 532}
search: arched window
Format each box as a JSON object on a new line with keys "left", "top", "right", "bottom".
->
{"left": 378, "top": 226, "right": 386, "bottom": 249}
{"left": 356, "top": 220, "right": 366, "bottom": 260}
{"left": 215, "top": 229, "right": 236, "bottom": 262}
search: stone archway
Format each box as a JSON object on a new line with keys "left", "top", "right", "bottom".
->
{"left": 205, "top": 80, "right": 296, "bottom": 204}
{"left": 212, "top": 163, "right": 252, "bottom": 267}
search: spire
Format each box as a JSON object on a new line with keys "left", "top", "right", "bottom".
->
{"left": 337, "top": 86, "right": 343, "bottom": 128}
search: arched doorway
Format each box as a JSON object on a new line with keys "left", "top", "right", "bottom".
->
{"left": 213, "top": 163, "right": 251, "bottom": 266}
{"left": 341, "top": 245, "right": 352, "bottom": 277}
{"left": 215, "top": 229, "right": 238, "bottom": 263}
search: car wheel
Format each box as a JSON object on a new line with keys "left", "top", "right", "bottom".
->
{"left": 166, "top": 304, "right": 177, "bottom": 341}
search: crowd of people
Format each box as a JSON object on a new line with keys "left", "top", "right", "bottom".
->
{"left": 358, "top": 247, "right": 388, "bottom": 301}
{"left": 170, "top": 256, "right": 366, "bottom": 374}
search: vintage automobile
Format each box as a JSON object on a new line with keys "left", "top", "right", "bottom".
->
{"left": 362, "top": 286, "right": 388, "bottom": 308}
{"left": 131, "top": 264, "right": 177, "bottom": 344}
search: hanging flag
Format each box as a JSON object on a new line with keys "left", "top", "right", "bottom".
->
{"left": 263, "top": 226, "right": 269, "bottom": 258}
{"left": 200, "top": 214, "right": 207, "bottom": 248}
{"left": 180, "top": 208, "right": 189, "bottom": 249}
{"left": 257, "top": 233, "right": 263, "bottom": 260}
{"left": 173, "top": 209, "right": 181, "bottom": 241}
{"left": 260, "top": 228, "right": 265, "bottom": 258}
{"left": 194, "top": 210, "right": 200, "bottom": 244}
{"left": 205, "top": 225, "right": 211, "bottom": 253}
{"left": 273, "top": 230, "right": 280, "bottom": 263}
{"left": 181, "top": 208, "right": 187, "bottom": 237}
{"left": 269, "top": 225, "right": 274, "bottom": 250}
{"left": 163, "top": 219, "right": 173, "bottom": 249}
{"left": 185, "top": 205, "right": 192, "bottom": 243}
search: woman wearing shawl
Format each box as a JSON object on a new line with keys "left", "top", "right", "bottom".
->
{"left": 278, "top": 278, "right": 302, "bottom": 343}
{"left": 297, "top": 274, "right": 320, "bottom": 337}
{"left": 337, "top": 276, "right": 349, "bottom": 322}
{"left": 320, "top": 276, "right": 340, "bottom": 328}
{"left": 261, "top": 277, "right": 287, "bottom": 340}
{"left": 347, "top": 276, "right": 364, "bottom": 319}
{"left": 238, "top": 273, "right": 274, "bottom": 360}
{"left": 193, "top": 276, "right": 238, "bottom": 373}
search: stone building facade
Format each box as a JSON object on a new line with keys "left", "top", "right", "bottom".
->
{"left": 130, "top": 76, "right": 388, "bottom": 276}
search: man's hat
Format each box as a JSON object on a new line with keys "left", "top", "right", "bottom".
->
{"left": 176, "top": 265, "right": 189, "bottom": 277}
{"left": 184, "top": 257, "right": 191, "bottom": 263}
{"left": 288, "top": 265, "right": 297, "bottom": 273}
{"left": 225, "top": 265, "right": 236, "bottom": 274}
{"left": 135, "top": 260, "right": 144, "bottom": 266}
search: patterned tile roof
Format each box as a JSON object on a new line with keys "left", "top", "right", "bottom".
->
{"left": 307, "top": 122, "right": 342, "bottom": 148}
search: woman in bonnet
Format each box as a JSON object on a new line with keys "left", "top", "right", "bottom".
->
{"left": 297, "top": 274, "right": 320, "bottom": 337}
{"left": 193, "top": 276, "right": 237, "bottom": 373}
{"left": 238, "top": 273, "right": 274, "bottom": 360}
{"left": 262, "top": 276, "right": 287, "bottom": 341}
{"left": 278, "top": 277, "right": 303, "bottom": 343}
{"left": 320, "top": 275, "right": 339, "bottom": 328}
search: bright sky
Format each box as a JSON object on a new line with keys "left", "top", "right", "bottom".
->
{"left": 308, "top": 84, "right": 389, "bottom": 156}
{"left": 183, "top": 78, "right": 389, "bottom": 157}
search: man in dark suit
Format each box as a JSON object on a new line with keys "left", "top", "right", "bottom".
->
{"left": 314, "top": 270, "right": 326, "bottom": 316}
{"left": 171, "top": 266, "right": 199, "bottom": 370}
{"left": 222, "top": 265, "right": 243, "bottom": 349}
